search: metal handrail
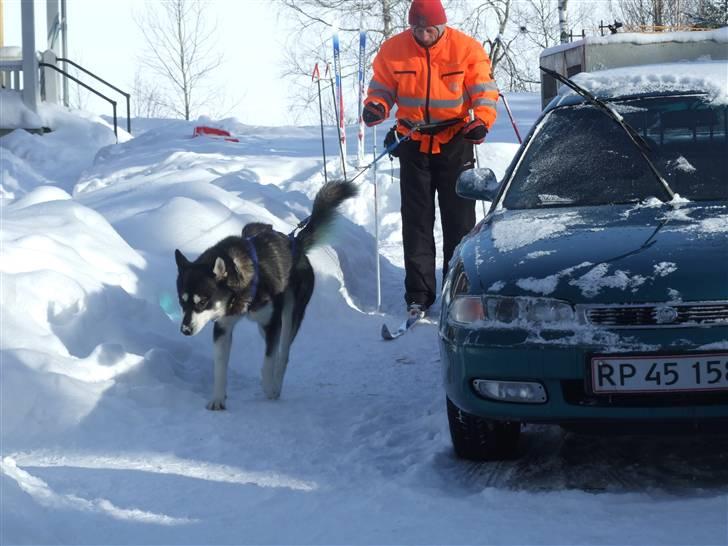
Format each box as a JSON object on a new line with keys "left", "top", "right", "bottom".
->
{"left": 56, "top": 57, "right": 130, "bottom": 133}
{"left": 39, "top": 62, "right": 118, "bottom": 140}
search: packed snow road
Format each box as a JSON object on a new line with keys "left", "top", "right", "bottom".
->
{"left": 1, "top": 101, "right": 727, "bottom": 544}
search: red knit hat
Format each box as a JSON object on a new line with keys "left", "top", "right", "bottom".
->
{"left": 408, "top": 0, "right": 447, "bottom": 27}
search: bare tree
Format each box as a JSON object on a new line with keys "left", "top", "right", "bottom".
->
{"left": 611, "top": 0, "right": 701, "bottom": 30}
{"left": 281, "top": 0, "right": 411, "bottom": 42}
{"left": 134, "top": 0, "right": 223, "bottom": 120}
{"left": 464, "top": 0, "right": 604, "bottom": 92}
{"left": 514, "top": 0, "right": 562, "bottom": 50}
{"left": 278, "top": 0, "right": 416, "bottom": 124}
{"left": 131, "top": 70, "right": 167, "bottom": 119}
{"left": 558, "top": 0, "right": 569, "bottom": 43}
{"left": 688, "top": 0, "right": 728, "bottom": 27}
{"left": 461, "top": 0, "right": 554, "bottom": 92}
{"left": 63, "top": 51, "right": 90, "bottom": 111}
{"left": 460, "top": 0, "right": 514, "bottom": 74}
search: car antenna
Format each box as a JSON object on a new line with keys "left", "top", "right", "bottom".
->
{"left": 539, "top": 66, "right": 676, "bottom": 202}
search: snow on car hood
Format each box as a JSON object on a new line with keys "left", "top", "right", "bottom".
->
{"left": 463, "top": 201, "right": 728, "bottom": 304}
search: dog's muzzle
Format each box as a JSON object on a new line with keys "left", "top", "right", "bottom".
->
{"left": 180, "top": 323, "right": 193, "bottom": 336}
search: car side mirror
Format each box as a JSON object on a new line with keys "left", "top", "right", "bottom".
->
{"left": 456, "top": 168, "right": 500, "bottom": 201}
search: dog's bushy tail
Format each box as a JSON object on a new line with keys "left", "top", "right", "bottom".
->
{"left": 296, "top": 180, "right": 358, "bottom": 254}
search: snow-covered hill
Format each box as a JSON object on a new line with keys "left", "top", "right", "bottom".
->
{"left": 1, "top": 95, "right": 727, "bottom": 545}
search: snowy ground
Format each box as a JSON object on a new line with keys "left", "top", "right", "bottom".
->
{"left": 1, "top": 94, "right": 727, "bottom": 545}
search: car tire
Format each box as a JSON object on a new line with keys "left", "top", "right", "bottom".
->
{"left": 446, "top": 397, "right": 521, "bottom": 461}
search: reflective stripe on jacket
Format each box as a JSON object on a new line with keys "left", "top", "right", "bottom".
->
{"left": 366, "top": 27, "right": 498, "bottom": 154}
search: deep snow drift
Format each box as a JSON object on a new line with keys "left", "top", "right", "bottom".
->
{"left": 1, "top": 90, "right": 727, "bottom": 545}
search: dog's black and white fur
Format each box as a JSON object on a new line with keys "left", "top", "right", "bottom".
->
{"left": 175, "top": 180, "right": 357, "bottom": 409}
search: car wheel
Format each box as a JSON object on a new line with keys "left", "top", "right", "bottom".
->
{"left": 446, "top": 397, "right": 521, "bottom": 461}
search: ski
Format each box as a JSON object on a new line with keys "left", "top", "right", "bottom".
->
{"left": 381, "top": 315, "right": 423, "bottom": 340}
{"left": 312, "top": 63, "right": 328, "bottom": 183}
{"left": 357, "top": 26, "right": 366, "bottom": 166}
{"left": 332, "top": 26, "right": 347, "bottom": 172}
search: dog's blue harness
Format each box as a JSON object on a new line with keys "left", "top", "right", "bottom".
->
{"left": 242, "top": 215, "right": 309, "bottom": 306}
{"left": 286, "top": 216, "right": 309, "bottom": 262}
{"left": 243, "top": 237, "right": 260, "bottom": 303}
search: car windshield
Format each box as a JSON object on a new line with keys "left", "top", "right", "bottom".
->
{"left": 503, "top": 95, "right": 728, "bottom": 209}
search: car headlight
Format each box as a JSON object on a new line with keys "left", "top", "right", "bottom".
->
{"left": 440, "top": 261, "right": 468, "bottom": 318}
{"left": 448, "top": 295, "right": 575, "bottom": 328}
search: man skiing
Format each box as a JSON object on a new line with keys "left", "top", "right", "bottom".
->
{"left": 363, "top": 0, "right": 499, "bottom": 321}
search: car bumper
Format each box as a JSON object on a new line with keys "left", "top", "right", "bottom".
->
{"left": 439, "top": 326, "right": 728, "bottom": 424}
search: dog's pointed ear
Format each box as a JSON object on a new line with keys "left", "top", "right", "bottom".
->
{"left": 213, "top": 257, "right": 227, "bottom": 281}
{"left": 175, "top": 249, "right": 190, "bottom": 270}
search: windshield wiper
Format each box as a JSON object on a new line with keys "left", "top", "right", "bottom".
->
{"left": 539, "top": 66, "right": 676, "bottom": 202}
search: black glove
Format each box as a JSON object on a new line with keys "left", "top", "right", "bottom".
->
{"left": 463, "top": 118, "right": 487, "bottom": 144}
{"left": 383, "top": 125, "right": 401, "bottom": 157}
{"left": 362, "top": 102, "right": 386, "bottom": 126}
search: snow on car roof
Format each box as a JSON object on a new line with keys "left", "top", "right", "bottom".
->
{"left": 562, "top": 61, "right": 728, "bottom": 104}
{"left": 541, "top": 26, "right": 728, "bottom": 56}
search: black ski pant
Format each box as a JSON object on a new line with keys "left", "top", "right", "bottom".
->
{"left": 397, "top": 133, "right": 476, "bottom": 309}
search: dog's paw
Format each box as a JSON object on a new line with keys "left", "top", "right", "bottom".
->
{"left": 262, "top": 384, "right": 281, "bottom": 400}
{"left": 206, "top": 399, "right": 227, "bottom": 411}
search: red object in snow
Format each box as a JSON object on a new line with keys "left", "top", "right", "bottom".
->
{"left": 192, "top": 126, "right": 239, "bottom": 142}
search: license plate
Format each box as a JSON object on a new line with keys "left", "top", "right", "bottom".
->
{"left": 590, "top": 353, "right": 728, "bottom": 394}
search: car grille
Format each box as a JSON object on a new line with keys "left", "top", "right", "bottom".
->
{"left": 579, "top": 302, "right": 728, "bottom": 328}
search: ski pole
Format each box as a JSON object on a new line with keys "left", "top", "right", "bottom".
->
{"left": 357, "top": 24, "right": 367, "bottom": 167}
{"left": 468, "top": 111, "right": 488, "bottom": 218}
{"left": 313, "top": 63, "right": 328, "bottom": 184}
{"left": 499, "top": 92, "right": 522, "bottom": 144}
{"left": 332, "top": 29, "right": 348, "bottom": 177}
{"left": 372, "top": 124, "right": 381, "bottom": 312}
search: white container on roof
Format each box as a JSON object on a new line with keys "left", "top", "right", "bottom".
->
{"left": 539, "top": 27, "right": 728, "bottom": 107}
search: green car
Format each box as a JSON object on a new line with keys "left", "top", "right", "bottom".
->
{"left": 439, "top": 65, "right": 728, "bottom": 461}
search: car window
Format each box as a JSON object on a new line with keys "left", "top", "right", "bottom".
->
{"left": 503, "top": 96, "right": 728, "bottom": 209}
{"left": 625, "top": 96, "right": 727, "bottom": 201}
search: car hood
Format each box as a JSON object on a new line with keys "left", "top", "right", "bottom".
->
{"left": 461, "top": 201, "right": 728, "bottom": 303}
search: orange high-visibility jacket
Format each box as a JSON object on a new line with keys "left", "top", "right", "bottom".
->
{"left": 366, "top": 27, "right": 499, "bottom": 154}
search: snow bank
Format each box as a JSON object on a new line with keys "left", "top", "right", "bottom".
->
{"left": 0, "top": 103, "right": 123, "bottom": 195}
{"left": 3, "top": 90, "right": 726, "bottom": 545}
{"left": 0, "top": 89, "right": 43, "bottom": 129}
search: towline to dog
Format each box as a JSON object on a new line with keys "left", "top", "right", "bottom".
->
{"left": 346, "top": 118, "right": 463, "bottom": 184}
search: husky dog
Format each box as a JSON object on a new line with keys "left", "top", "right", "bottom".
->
{"left": 175, "top": 180, "right": 357, "bottom": 409}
